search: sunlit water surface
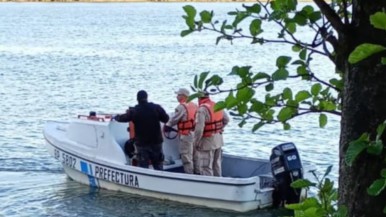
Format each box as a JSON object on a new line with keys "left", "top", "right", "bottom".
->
{"left": 0, "top": 2, "right": 338, "bottom": 217}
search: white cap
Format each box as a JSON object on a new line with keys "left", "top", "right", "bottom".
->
{"left": 174, "top": 88, "right": 190, "bottom": 97}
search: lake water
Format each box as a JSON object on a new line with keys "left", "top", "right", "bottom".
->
{"left": 0, "top": 2, "right": 339, "bottom": 217}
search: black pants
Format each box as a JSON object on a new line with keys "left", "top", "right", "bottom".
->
{"left": 136, "top": 143, "right": 164, "bottom": 170}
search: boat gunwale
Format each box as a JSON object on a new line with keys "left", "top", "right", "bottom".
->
{"left": 44, "top": 133, "right": 264, "bottom": 187}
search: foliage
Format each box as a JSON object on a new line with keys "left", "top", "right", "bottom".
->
{"left": 348, "top": 12, "right": 386, "bottom": 64}
{"left": 182, "top": 0, "right": 342, "bottom": 131}
{"left": 286, "top": 166, "right": 347, "bottom": 217}
{"left": 345, "top": 120, "right": 386, "bottom": 214}
{"left": 346, "top": 12, "right": 386, "bottom": 214}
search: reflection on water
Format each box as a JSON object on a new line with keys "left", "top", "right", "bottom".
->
{"left": 0, "top": 2, "right": 338, "bottom": 217}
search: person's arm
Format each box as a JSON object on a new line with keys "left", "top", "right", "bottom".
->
{"left": 157, "top": 105, "right": 170, "bottom": 123}
{"left": 166, "top": 104, "right": 185, "bottom": 127}
{"left": 193, "top": 107, "right": 206, "bottom": 143}
{"left": 222, "top": 110, "right": 230, "bottom": 127}
{"left": 114, "top": 108, "right": 133, "bottom": 122}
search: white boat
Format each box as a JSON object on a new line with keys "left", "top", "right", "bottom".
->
{"left": 43, "top": 113, "right": 303, "bottom": 212}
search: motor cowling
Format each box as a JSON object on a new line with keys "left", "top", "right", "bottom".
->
{"left": 270, "top": 142, "right": 303, "bottom": 207}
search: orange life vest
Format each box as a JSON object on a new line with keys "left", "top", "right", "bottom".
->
{"left": 200, "top": 99, "right": 224, "bottom": 137}
{"left": 177, "top": 102, "right": 197, "bottom": 135}
{"left": 129, "top": 122, "right": 135, "bottom": 139}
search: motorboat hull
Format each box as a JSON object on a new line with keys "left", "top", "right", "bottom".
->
{"left": 44, "top": 118, "right": 275, "bottom": 212}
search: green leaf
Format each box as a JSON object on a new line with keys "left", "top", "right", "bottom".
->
{"left": 277, "top": 107, "right": 293, "bottom": 122}
{"left": 319, "top": 114, "right": 327, "bottom": 128}
{"left": 183, "top": 5, "right": 197, "bottom": 18}
{"left": 249, "top": 19, "right": 262, "bottom": 36}
{"left": 209, "top": 75, "right": 223, "bottom": 86}
{"left": 250, "top": 100, "right": 264, "bottom": 112}
{"left": 370, "top": 12, "right": 386, "bottom": 31}
{"left": 187, "top": 92, "right": 200, "bottom": 102}
{"left": 214, "top": 101, "right": 226, "bottom": 111}
{"left": 244, "top": 3, "right": 261, "bottom": 14}
{"left": 295, "top": 90, "right": 311, "bottom": 102}
{"left": 238, "top": 119, "right": 246, "bottom": 128}
{"left": 180, "top": 29, "right": 194, "bottom": 37}
{"left": 232, "top": 12, "right": 248, "bottom": 28}
{"left": 237, "top": 103, "right": 248, "bottom": 114}
{"left": 285, "top": 203, "right": 303, "bottom": 210}
{"left": 198, "top": 72, "right": 209, "bottom": 89}
{"left": 367, "top": 140, "right": 383, "bottom": 155}
{"left": 225, "top": 92, "right": 239, "bottom": 109}
{"left": 301, "top": 198, "right": 321, "bottom": 209}
{"left": 345, "top": 133, "right": 369, "bottom": 166}
{"left": 382, "top": 57, "right": 386, "bottom": 65}
{"left": 252, "top": 122, "right": 264, "bottom": 132}
{"left": 265, "top": 83, "right": 274, "bottom": 91}
{"left": 286, "top": 22, "right": 296, "bottom": 34}
{"left": 276, "top": 56, "right": 292, "bottom": 68}
{"left": 283, "top": 122, "right": 291, "bottom": 130}
{"left": 282, "top": 88, "right": 293, "bottom": 100}
{"left": 272, "top": 69, "right": 289, "bottom": 81}
{"left": 302, "top": 5, "right": 314, "bottom": 14}
{"left": 311, "top": 83, "right": 322, "bottom": 96}
{"left": 320, "top": 101, "right": 337, "bottom": 111}
{"left": 381, "top": 169, "right": 386, "bottom": 178}
{"left": 348, "top": 43, "right": 386, "bottom": 64}
{"left": 376, "top": 121, "right": 386, "bottom": 140}
{"left": 236, "top": 87, "right": 255, "bottom": 102}
{"left": 216, "top": 36, "right": 223, "bottom": 45}
{"left": 287, "top": 0, "right": 297, "bottom": 11}
{"left": 299, "top": 49, "right": 307, "bottom": 60}
{"left": 183, "top": 16, "right": 195, "bottom": 30}
{"left": 336, "top": 206, "right": 348, "bottom": 217}
{"left": 200, "top": 10, "right": 212, "bottom": 23}
{"left": 294, "top": 12, "right": 308, "bottom": 26}
{"left": 193, "top": 74, "right": 198, "bottom": 88}
{"left": 292, "top": 45, "right": 302, "bottom": 52}
{"left": 309, "top": 11, "right": 322, "bottom": 23}
{"left": 291, "top": 179, "right": 316, "bottom": 188}
{"left": 329, "top": 78, "right": 343, "bottom": 90}
{"left": 252, "top": 72, "right": 270, "bottom": 81}
{"left": 297, "top": 65, "right": 308, "bottom": 76}
{"left": 323, "top": 165, "right": 333, "bottom": 179}
{"left": 303, "top": 207, "right": 321, "bottom": 217}
{"left": 367, "top": 179, "right": 386, "bottom": 196}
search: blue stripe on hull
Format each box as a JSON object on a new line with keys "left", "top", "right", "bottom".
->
{"left": 80, "top": 161, "right": 98, "bottom": 188}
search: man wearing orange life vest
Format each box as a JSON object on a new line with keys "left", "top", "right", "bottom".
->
{"left": 194, "top": 91, "right": 229, "bottom": 176}
{"left": 165, "top": 88, "right": 198, "bottom": 174}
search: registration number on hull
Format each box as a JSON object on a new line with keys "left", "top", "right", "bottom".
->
{"left": 54, "top": 148, "right": 77, "bottom": 169}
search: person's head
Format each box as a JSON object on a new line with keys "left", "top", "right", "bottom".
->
{"left": 198, "top": 91, "right": 210, "bottom": 105}
{"left": 137, "top": 90, "right": 148, "bottom": 103}
{"left": 175, "top": 88, "right": 190, "bottom": 103}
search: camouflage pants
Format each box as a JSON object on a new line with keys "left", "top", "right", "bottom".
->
{"left": 196, "top": 148, "right": 222, "bottom": 176}
{"left": 179, "top": 138, "right": 193, "bottom": 174}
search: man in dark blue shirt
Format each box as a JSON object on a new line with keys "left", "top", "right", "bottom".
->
{"left": 114, "top": 90, "right": 169, "bottom": 170}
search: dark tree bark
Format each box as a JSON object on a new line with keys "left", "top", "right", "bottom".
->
{"left": 338, "top": 1, "right": 386, "bottom": 216}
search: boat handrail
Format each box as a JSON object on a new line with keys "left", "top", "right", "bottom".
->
{"left": 78, "top": 114, "right": 106, "bottom": 122}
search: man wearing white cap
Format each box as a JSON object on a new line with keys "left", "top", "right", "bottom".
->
{"left": 164, "top": 88, "right": 198, "bottom": 174}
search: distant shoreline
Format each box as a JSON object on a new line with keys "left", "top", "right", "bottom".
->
{"left": 0, "top": 0, "right": 313, "bottom": 2}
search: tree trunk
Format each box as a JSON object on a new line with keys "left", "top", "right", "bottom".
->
{"left": 339, "top": 1, "right": 386, "bottom": 216}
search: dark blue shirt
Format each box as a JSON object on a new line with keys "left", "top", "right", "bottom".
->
{"left": 115, "top": 101, "right": 169, "bottom": 146}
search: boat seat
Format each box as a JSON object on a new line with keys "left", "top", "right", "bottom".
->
{"left": 163, "top": 159, "right": 184, "bottom": 173}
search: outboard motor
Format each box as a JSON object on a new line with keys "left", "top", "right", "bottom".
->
{"left": 270, "top": 142, "right": 303, "bottom": 207}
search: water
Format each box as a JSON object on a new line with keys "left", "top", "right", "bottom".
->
{"left": 0, "top": 2, "right": 339, "bottom": 217}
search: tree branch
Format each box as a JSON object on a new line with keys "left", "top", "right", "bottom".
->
{"left": 313, "top": 0, "right": 345, "bottom": 33}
